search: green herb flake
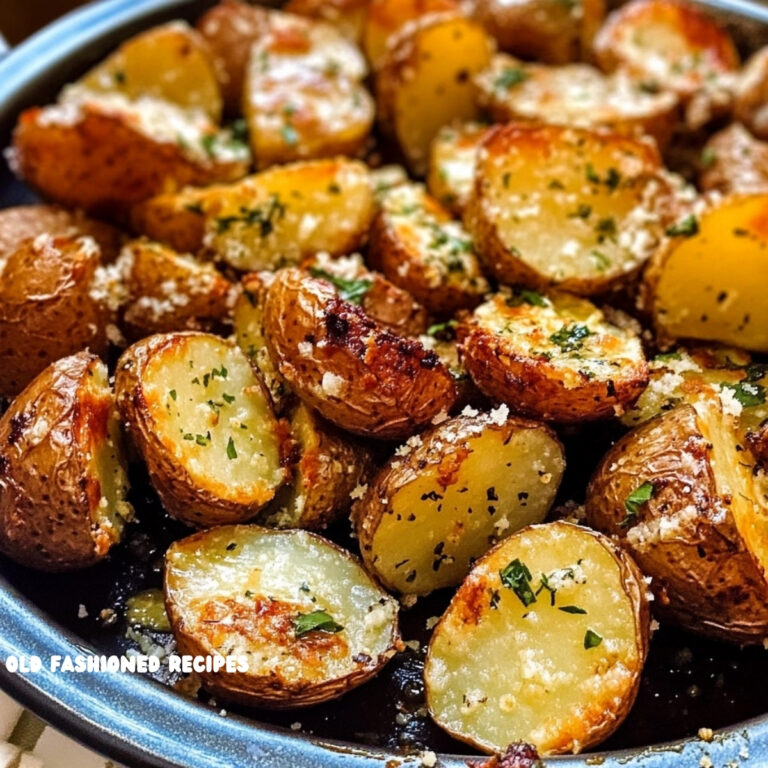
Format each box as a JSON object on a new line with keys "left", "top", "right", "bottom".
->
{"left": 281, "top": 124, "right": 299, "bottom": 146}
{"left": 620, "top": 481, "right": 655, "bottom": 527}
{"left": 293, "top": 610, "right": 344, "bottom": 637}
{"left": 226, "top": 436, "right": 237, "bottom": 460}
{"left": 549, "top": 323, "right": 593, "bottom": 353}
{"left": 506, "top": 289, "right": 548, "bottom": 308}
{"left": 184, "top": 202, "right": 204, "bottom": 216}
{"left": 591, "top": 249, "right": 610, "bottom": 271}
{"left": 584, "top": 629, "right": 603, "bottom": 649}
{"left": 721, "top": 380, "right": 766, "bottom": 407}
{"left": 494, "top": 67, "right": 529, "bottom": 90}
{"left": 308, "top": 268, "right": 372, "bottom": 305}
{"left": 169, "top": 389, "right": 177, "bottom": 401}
{"left": 559, "top": 605, "right": 587, "bottom": 614}
{"left": 654, "top": 351, "right": 682, "bottom": 362}
{"left": 499, "top": 559, "right": 536, "bottom": 607}
{"left": 701, "top": 147, "right": 717, "bottom": 168}
{"left": 569, "top": 204, "right": 592, "bottom": 219}
{"left": 222, "top": 393, "right": 236, "bottom": 404}
{"left": 427, "top": 319, "right": 458, "bottom": 340}
{"left": 666, "top": 214, "right": 699, "bottom": 238}
{"left": 196, "top": 433, "right": 211, "bottom": 447}
{"left": 200, "top": 133, "right": 217, "bottom": 158}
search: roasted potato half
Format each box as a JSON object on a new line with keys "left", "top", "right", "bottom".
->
{"left": 475, "top": 55, "right": 679, "bottom": 149}
{"left": 116, "top": 332, "right": 288, "bottom": 527}
{"left": 698, "top": 123, "right": 768, "bottom": 195}
{"left": 0, "top": 235, "right": 116, "bottom": 398}
{"left": 465, "top": 123, "right": 674, "bottom": 295}
{"left": 369, "top": 184, "right": 489, "bottom": 316}
{"left": 425, "top": 521, "right": 650, "bottom": 754}
{"left": 76, "top": 21, "right": 223, "bottom": 122}
{"left": 644, "top": 194, "right": 768, "bottom": 353}
{"left": 458, "top": 290, "right": 649, "bottom": 422}
{"left": 354, "top": 411, "right": 565, "bottom": 595}
{"left": 0, "top": 353, "right": 133, "bottom": 571}
{"left": 260, "top": 402, "right": 373, "bottom": 530}
{"left": 263, "top": 268, "right": 458, "bottom": 439}
{"left": 376, "top": 14, "right": 495, "bottom": 174}
{"left": 284, "top": 0, "right": 370, "bottom": 43}
{"left": 120, "top": 240, "right": 236, "bottom": 340}
{"left": 734, "top": 47, "right": 768, "bottom": 140}
{"left": 164, "top": 525, "right": 400, "bottom": 707}
{"left": 587, "top": 402, "right": 768, "bottom": 643}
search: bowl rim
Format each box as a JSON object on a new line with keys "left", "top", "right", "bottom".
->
{"left": 0, "top": 1, "right": 766, "bottom": 766}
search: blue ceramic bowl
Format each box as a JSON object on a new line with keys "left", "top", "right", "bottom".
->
{"left": 1, "top": 2, "right": 768, "bottom": 766}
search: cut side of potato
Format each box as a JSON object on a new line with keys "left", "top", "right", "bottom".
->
{"left": 116, "top": 332, "right": 287, "bottom": 527}
{"left": 698, "top": 124, "right": 768, "bottom": 196}
{"left": 165, "top": 525, "right": 400, "bottom": 707}
{"left": 77, "top": 21, "right": 223, "bottom": 122}
{"left": 458, "top": 290, "right": 648, "bottom": 422}
{"left": 0, "top": 353, "right": 133, "bottom": 571}
{"left": 644, "top": 193, "right": 768, "bottom": 353}
{"left": 263, "top": 268, "right": 458, "bottom": 439}
{"left": 425, "top": 521, "right": 649, "bottom": 754}
{"left": 465, "top": 123, "right": 674, "bottom": 295}
{"left": 587, "top": 402, "right": 768, "bottom": 643}
{"left": 475, "top": 55, "right": 679, "bottom": 149}
{"left": 369, "top": 183, "right": 489, "bottom": 316}
{"left": 354, "top": 411, "right": 565, "bottom": 595}
{"left": 260, "top": 402, "right": 372, "bottom": 531}
{"left": 376, "top": 14, "right": 495, "bottom": 174}
{"left": 284, "top": 0, "right": 370, "bottom": 43}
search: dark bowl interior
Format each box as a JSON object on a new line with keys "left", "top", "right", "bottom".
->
{"left": 1, "top": 1, "right": 768, "bottom": 766}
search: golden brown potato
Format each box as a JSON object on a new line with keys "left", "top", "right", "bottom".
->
{"left": 0, "top": 235, "right": 117, "bottom": 398}
{"left": 0, "top": 353, "right": 132, "bottom": 571}
{"left": 458, "top": 290, "right": 649, "bottom": 422}
{"left": 196, "top": 0, "right": 270, "bottom": 114}
{"left": 165, "top": 525, "right": 400, "bottom": 707}
{"left": 475, "top": 55, "right": 679, "bottom": 149}
{"left": 368, "top": 183, "right": 489, "bottom": 316}
{"left": 263, "top": 268, "right": 458, "bottom": 439}
{"left": 734, "top": 47, "right": 768, "bottom": 140}
{"left": 120, "top": 240, "right": 236, "bottom": 340}
{"left": 425, "top": 521, "right": 650, "bottom": 754}
{"left": 376, "top": 14, "right": 495, "bottom": 174}
{"left": 284, "top": 0, "right": 370, "bottom": 43}
{"left": 354, "top": 411, "right": 565, "bottom": 594}
{"left": 12, "top": 94, "right": 250, "bottom": 218}
{"left": 643, "top": 194, "right": 768, "bottom": 353}
{"left": 260, "top": 402, "right": 373, "bottom": 530}
{"left": 115, "top": 332, "right": 288, "bottom": 527}
{"left": 465, "top": 123, "right": 675, "bottom": 295}
{"left": 76, "top": 21, "right": 223, "bottom": 122}
{"left": 586, "top": 401, "right": 768, "bottom": 643}
{"left": 698, "top": 123, "right": 768, "bottom": 195}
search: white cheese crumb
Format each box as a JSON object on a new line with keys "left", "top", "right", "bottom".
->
{"left": 321, "top": 371, "right": 345, "bottom": 397}
{"left": 349, "top": 483, "right": 368, "bottom": 501}
{"left": 77, "top": 604, "right": 88, "bottom": 619}
{"left": 425, "top": 616, "right": 440, "bottom": 630}
{"left": 431, "top": 409, "right": 449, "bottom": 425}
{"left": 719, "top": 386, "right": 744, "bottom": 418}
{"left": 219, "top": 709, "right": 227, "bottom": 717}
{"left": 420, "top": 750, "right": 438, "bottom": 767}
{"left": 700, "top": 756, "right": 713, "bottom": 768}
{"left": 461, "top": 405, "right": 480, "bottom": 418}
{"left": 698, "top": 727, "right": 714, "bottom": 742}
{"left": 290, "top": 722, "right": 302, "bottom": 731}
{"left": 488, "top": 403, "right": 509, "bottom": 425}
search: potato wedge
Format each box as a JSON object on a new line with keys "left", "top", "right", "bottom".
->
{"left": 0, "top": 235, "right": 116, "bottom": 398}
{"left": 369, "top": 184, "right": 489, "bottom": 316}
{"left": 284, "top": 0, "right": 370, "bottom": 43}
{"left": 587, "top": 402, "right": 768, "bottom": 643}
{"left": 164, "top": 525, "right": 400, "bottom": 707}
{"left": 425, "top": 521, "right": 649, "bottom": 754}
{"left": 734, "top": 47, "right": 768, "bottom": 140}
{"left": 263, "top": 268, "right": 458, "bottom": 439}
{"left": 376, "top": 14, "right": 495, "bottom": 174}
{"left": 260, "top": 402, "right": 372, "bottom": 530}
{"left": 465, "top": 123, "right": 675, "bottom": 295}
{"left": 427, "top": 122, "right": 489, "bottom": 215}
{"left": 644, "top": 194, "right": 768, "bottom": 352}
{"left": 115, "top": 332, "right": 288, "bottom": 527}
{"left": 12, "top": 92, "right": 250, "bottom": 218}
{"left": 77, "top": 21, "right": 223, "bottom": 122}
{"left": 0, "top": 353, "right": 132, "bottom": 571}
{"left": 458, "top": 290, "right": 649, "bottom": 422}
{"left": 354, "top": 411, "right": 565, "bottom": 595}
{"left": 475, "top": 55, "right": 679, "bottom": 149}
{"left": 698, "top": 124, "right": 768, "bottom": 195}
{"left": 120, "top": 240, "right": 236, "bottom": 340}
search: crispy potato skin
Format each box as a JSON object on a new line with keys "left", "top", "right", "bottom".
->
{"left": 0, "top": 353, "right": 120, "bottom": 571}
{"left": 263, "top": 268, "right": 457, "bottom": 439}
{"left": 699, "top": 124, "right": 768, "bottom": 195}
{"left": 12, "top": 106, "right": 248, "bottom": 219}
{"left": 586, "top": 405, "right": 768, "bottom": 643}
{"left": 734, "top": 47, "right": 768, "bottom": 140}
{"left": 0, "top": 235, "right": 111, "bottom": 399}
{"left": 284, "top": 0, "right": 369, "bottom": 42}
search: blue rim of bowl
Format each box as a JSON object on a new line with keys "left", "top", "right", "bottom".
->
{"left": 0, "top": 1, "right": 767, "bottom": 766}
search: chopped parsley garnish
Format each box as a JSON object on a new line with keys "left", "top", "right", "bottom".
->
{"left": 549, "top": 323, "right": 593, "bottom": 353}
{"left": 569, "top": 204, "right": 592, "bottom": 219}
{"left": 184, "top": 202, "right": 204, "bottom": 215}
{"left": 228, "top": 118, "right": 249, "bottom": 145}
{"left": 308, "top": 268, "right": 372, "bottom": 305}
{"left": 584, "top": 629, "right": 603, "bottom": 649}
{"left": 721, "top": 380, "right": 766, "bottom": 407}
{"left": 595, "top": 216, "right": 617, "bottom": 241}
{"left": 559, "top": 605, "right": 587, "bottom": 614}
{"left": 700, "top": 147, "right": 717, "bottom": 168}
{"left": 195, "top": 433, "right": 211, "bottom": 447}
{"left": 506, "top": 289, "right": 548, "bottom": 308}
{"left": 591, "top": 249, "right": 610, "bottom": 271}
{"left": 294, "top": 610, "right": 344, "bottom": 637}
{"left": 113, "top": 70, "right": 126, "bottom": 85}
{"left": 666, "top": 214, "right": 699, "bottom": 238}
{"left": 620, "top": 481, "right": 655, "bottom": 527}
{"left": 201, "top": 133, "right": 217, "bottom": 158}
{"left": 226, "top": 437, "right": 237, "bottom": 460}
{"left": 281, "top": 124, "right": 299, "bottom": 146}
{"left": 327, "top": 182, "right": 342, "bottom": 194}
{"left": 654, "top": 351, "right": 682, "bottom": 362}
{"left": 169, "top": 389, "right": 177, "bottom": 401}
{"left": 585, "top": 164, "right": 621, "bottom": 190}
{"left": 499, "top": 559, "right": 536, "bottom": 607}
{"left": 427, "top": 319, "right": 458, "bottom": 340}
{"left": 494, "top": 67, "right": 528, "bottom": 90}
{"left": 215, "top": 195, "right": 286, "bottom": 237}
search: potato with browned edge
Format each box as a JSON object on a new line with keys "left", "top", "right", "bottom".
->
{"left": 263, "top": 268, "right": 457, "bottom": 439}
{"left": 0, "top": 352, "right": 133, "bottom": 571}
{"left": 698, "top": 124, "right": 768, "bottom": 195}
{"left": 285, "top": 0, "right": 370, "bottom": 43}
{"left": 165, "top": 525, "right": 400, "bottom": 707}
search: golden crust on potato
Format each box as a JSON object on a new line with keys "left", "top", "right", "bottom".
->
{"left": 698, "top": 123, "right": 768, "bottom": 195}
{"left": 165, "top": 525, "right": 400, "bottom": 708}
{"left": 458, "top": 290, "right": 649, "bottom": 422}
{"left": 284, "top": 0, "right": 370, "bottom": 43}
{"left": 354, "top": 411, "right": 565, "bottom": 594}
{"left": 465, "top": 123, "right": 675, "bottom": 295}
{"left": 734, "top": 47, "right": 768, "bottom": 140}
{"left": 368, "top": 183, "right": 489, "bottom": 316}
{"left": 0, "top": 353, "right": 132, "bottom": 571}
{"left": 263, "top": 268, "right": 458, "bottom": 439}
{"left": 425, "top": 521, "right": 649, "bottom": 754}
{"left": 116, "top": 332, "right": 288, "bottom": 527}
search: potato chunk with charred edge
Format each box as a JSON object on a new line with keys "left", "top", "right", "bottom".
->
{"left": 354, "top": 411, "right": 565, "bottom": 595}
{"left": 458, "top": 290, "right": 649, "bottom": 422}
{"left": 0, "top": 353, "right": 133, "bottom": 571}
{"left": 116, "top": 332, "right": 288, "bottom": 527}
{"left": 698, "top": 124, "right": 768, "bottom": 196}
{"left": 164, "top": 525, "right": 400, "bottom": 707}
{"left": 425, "top": 521, "right": 649, "bottom": 754}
